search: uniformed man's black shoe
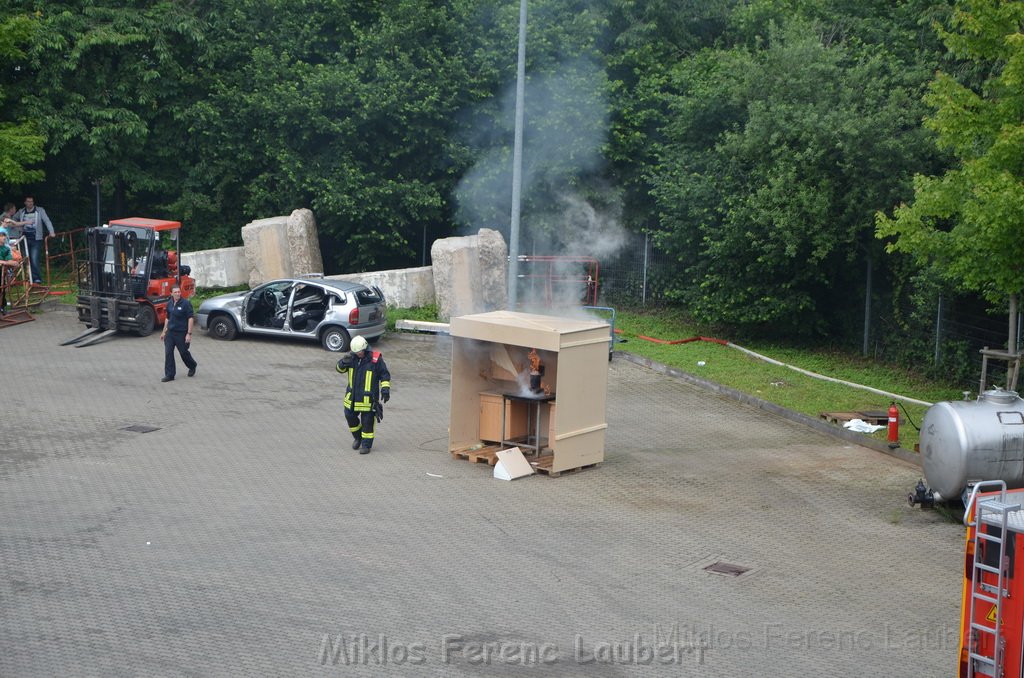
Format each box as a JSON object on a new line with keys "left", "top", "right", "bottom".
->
{"left": 161, "top": 376, "right": 174, "bottom": 382}
{"left": 359, "top": 446, "right": 372, "bottom": 455}
{"left": 187, "top": 365, "right": 196, "bottom": 377}
{"left": 352, "top": 439, "right": 362, "bottom": 450}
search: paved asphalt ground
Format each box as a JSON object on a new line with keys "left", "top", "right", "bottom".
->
{"left": 1, "top": 306, "right": 964, "bottom": 676}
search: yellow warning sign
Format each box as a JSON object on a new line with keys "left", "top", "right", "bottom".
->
{"left": 986, "top": 605, "right": 998, "bottom": 623}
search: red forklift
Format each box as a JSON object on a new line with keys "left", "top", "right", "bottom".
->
{"left": 62, "top": 217, "right": 194, "bottom": 347}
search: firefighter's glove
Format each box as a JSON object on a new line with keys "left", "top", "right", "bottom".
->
{"left": 336, "top": 354, "right": 354, "bottom": 372}
{"left": 375, "top": 403, "right": 384, "bottom": 423}
{"left": 381, "top": 387, "right": 390, "bottom": 403}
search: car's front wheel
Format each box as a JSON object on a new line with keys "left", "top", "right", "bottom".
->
{"left": 208, "top": 315, "right": 238, "bottom": 341}
{"left": 320, "top": 326, "right": 350, "bottom": 352}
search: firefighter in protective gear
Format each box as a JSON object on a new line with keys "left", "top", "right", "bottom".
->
{"left": 336, "top": 335, "right": 391, "bottom": 454}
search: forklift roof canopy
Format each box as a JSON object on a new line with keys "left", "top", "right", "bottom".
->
{"left": 108, "top": 217, "right": 181, "bottom": 231}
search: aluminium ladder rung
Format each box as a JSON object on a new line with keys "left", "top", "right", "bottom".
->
{"left": 974, "top": 562, "right": 1001, "bottom": 575}
{"left": 976, "top": 532, "right": 1004, "bottom": 544}
{"left": 971, "top": 621, "right": 998, "bottom": 634}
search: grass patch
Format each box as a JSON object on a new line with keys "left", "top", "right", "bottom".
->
{"left": 615, "top": 309, "right": 960, "bottom": 451}
{"left": 387, "top": 304, "right": 438, "bottom": 331}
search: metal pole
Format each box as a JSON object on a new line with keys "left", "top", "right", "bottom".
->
{"left": 862, "top": 253, "right": 872, "bottom": 357}
{"left": 642, "top": 232, "right": 649, "bottom": 307}
{"left": 507, "top": 0, "right": 527, "bottom": 309}
{"left": 422, "top": 223, "right": 427, "bottom": 267}
{"left": 934, "top": 294, "right": 943, "bottom": 366}
{"left": 93, "top": 179, "right": 101, "bottom": 228}
{"left": 1010, "top": 293, "right": 1019, "bottom": 354}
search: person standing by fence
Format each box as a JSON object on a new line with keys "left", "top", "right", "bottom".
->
{"left": 0, "top": 231, "right": 22, "bottom": 315}
{"left": 12, "top": 196, "right": 55, "bottom": 285}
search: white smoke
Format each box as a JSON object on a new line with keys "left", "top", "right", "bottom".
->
{"left": 454, "top": 57, "right": 627, "bottom": 312}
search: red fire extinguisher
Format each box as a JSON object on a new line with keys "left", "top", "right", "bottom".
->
{"left": 887, "top": 402, "right": 900, "bottom": 448}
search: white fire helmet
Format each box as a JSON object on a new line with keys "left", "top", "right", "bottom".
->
{"left": 350, "top": 336, "right": 369, "bottom": 353}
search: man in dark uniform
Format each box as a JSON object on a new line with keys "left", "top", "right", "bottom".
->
{"left": 160, "top": 285, "right": 198, "bottom": 382}
{"left": 335, "top": 335, "right": 391, "bottom": 454}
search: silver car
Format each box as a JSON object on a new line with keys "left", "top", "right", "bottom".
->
{"left": 196, "top": 278, "right": 387, "bottom": 352}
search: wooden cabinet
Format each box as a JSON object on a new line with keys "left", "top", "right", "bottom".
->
{"left": 478, "top": 392, "right": 528, "bottom": 442}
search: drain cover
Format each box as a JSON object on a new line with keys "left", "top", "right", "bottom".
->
{"left": 122, "top": 425, "right": 160, "bottom": 434}
{"left": 704, "top": 561, "right": 750, "bottom": 577}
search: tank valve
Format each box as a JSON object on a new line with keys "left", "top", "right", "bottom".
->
{"left": 907, "top": 479, "right": 935, "bottom": 509}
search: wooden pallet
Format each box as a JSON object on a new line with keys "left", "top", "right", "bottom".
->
{"left": 450, "top": 444, "right": 502, "bottom": 466}
{"left": 529, "top": 454, "right": 601, "bottom": 478}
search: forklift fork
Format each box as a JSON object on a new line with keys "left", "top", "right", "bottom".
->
{"left": 61, "top": 298, "right": 121, "bottom": 347}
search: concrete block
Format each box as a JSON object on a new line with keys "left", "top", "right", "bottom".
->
{"left": 241, "top": 209, "right": 324, "bottom": 287}
{"left": 286, "top": 208, "right": 324, "bottom": 278}
{"left": 431, "top": 228, "right": 507, "bottom": 321}
{"left": 181, "top": 246, "right": 248, "bottom": 288}
{"left": 477, "top": 228, "right": 508, "bottom": 311}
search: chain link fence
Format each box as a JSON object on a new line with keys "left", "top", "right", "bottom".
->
{"left": 593, "top": 233, "right": 1018, "bottom": 390}
{"left": 594, "top": 232, "right": 676, "bottom": 307}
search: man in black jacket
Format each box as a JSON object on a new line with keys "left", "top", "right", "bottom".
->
{"left": 336, "top": 335, "right": 391, "bottom": 454}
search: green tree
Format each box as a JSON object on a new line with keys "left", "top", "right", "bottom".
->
{"left": 876, "top": 0, "right": 1024, "bottom": 348}
{"left": 8, "top": 0, "right": 204, "bottom": 222}
{"left": 604, "top": 0, "right": 736, "bottom": 233}
{"left": 0, "top": 12, "right": 46, "bottom": 187}
{"left": 179, "top": 0, "right": 495, "bottom": 269}
{"left": 649, "top": 9, "right": 940, "bottom": 338}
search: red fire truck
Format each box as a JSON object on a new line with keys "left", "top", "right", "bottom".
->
{"left": 960, "top": 480, "right": 1024, "bottom": 676}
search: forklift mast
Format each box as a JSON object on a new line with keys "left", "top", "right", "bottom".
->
{"left": 83, "top": 226, "right": 144, "bottom": 298}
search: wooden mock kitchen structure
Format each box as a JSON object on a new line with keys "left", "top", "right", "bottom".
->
{"left": 448, "top": 311, "right": 610, "bottom": 475}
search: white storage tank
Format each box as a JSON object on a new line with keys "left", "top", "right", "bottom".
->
{"left": 921, "top": 388, "right": 1024, "bottom": 500}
